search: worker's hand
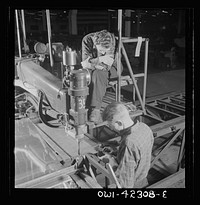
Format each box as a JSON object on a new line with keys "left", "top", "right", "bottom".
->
{"left": 98, "top": 153, "right": 117, "bottom": 167}
{"left": 98, "top": 153, "right": 111, "bottom": 160}
{"left": 94, "top": 64, "right": 106, "bottom": 70}
{"left": 89, "top": 57, "right": 99, "bottom": 65}
{"left": 98, "top": 55, "right": 114, "bottom": 67}
{"left": 81, "top": 57, "right": 92, "bottom": 69}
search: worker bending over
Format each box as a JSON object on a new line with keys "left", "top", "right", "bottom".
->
{"left": 102, "top": 102, "right": 154, "bottom": 188}
{"left": 81, "top": 30, "right": 122, "bottom": 123}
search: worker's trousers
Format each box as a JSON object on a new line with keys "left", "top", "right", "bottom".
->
{"left": 134, "top": 177, "right": 148, "bottom": 188}
{"left": 87, "top": 66, "right": 118, "bottom": 109}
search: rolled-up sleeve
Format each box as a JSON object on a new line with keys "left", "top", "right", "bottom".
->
{"left": 115, "top": 145, "right": 138, "bottom": 188}
{"left": 82, "top": 33, "right": 95, "bottom": 61}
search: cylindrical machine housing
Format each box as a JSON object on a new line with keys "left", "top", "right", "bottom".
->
{"left": 63, "top": 50, "right": 77, "bottom": 66}
{"left": 68, "top": 69, "right": 90, "bottom": 135}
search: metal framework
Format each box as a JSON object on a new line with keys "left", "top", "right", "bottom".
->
{"left": 113, "top": 10, "right": 149, "bottom": 114}
{"left": 146, "top": 93, "right": 185, "bottom": 173}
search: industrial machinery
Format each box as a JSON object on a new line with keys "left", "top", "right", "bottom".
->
{"left": 15, "top": 46, "right": 90, "bottom": 132}
{"left": 14, "top": 9, "right": 186, "bottom": 189}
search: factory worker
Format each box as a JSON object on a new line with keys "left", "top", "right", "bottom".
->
{"left": 101, "top": 102, "right": 154, "bottom": 188}
{"left": 81, "top": 30, "right": 123, "bottom": 123}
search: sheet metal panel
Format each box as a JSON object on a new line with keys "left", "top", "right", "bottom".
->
{"left": 15, "top": 118, "right": 64, "bottom": 186}
{"left": 16, "top": 59, "right": 69, "bottom": 113}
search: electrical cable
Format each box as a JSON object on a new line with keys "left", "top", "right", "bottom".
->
{"left": 38, "top": 91, "right": 61, "bottom": 128}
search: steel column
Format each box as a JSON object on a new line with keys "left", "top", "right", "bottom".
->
{"left": 142, "top": 39, "right": 149, "bottom": 108}
{"left": 21, "top": 10, "right": 29, "bottom": 53}
{"left": 117, "top": 9, "right": 122, "bottom": 102}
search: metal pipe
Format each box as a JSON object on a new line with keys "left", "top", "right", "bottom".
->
{"left": 21, "top": 10, "right": 26, "bottom": 43}
{"left": 15, "top": 10, "right": 22, "bottom": 58}
{"left": 133, "top": 73, "right": 145, "bottom": 78}
{"left": 142, "top": 39, "right": 149, "bottom": 109}
{"left": 46, "top": 9, "right": 54, "bottom": 68}
{"left": 121, "top": 37, "right": 146, "bottom": 43}
{"left": 21, "top": 10, "right": 29, "bottom": 53}
{"left": 117, "top": 9, "right": 122, "bottom": 102}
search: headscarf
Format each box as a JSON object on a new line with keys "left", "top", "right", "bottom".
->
{"left": 93, "top": 30, "right": 116, "bottom": 54}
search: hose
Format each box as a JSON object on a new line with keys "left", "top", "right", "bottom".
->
{"left": 38, "top": 91, "right": 60, "bottom": 128}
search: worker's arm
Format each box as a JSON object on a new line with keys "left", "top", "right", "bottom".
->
{"left": 81, "top": 33, "right": 114, "bottom": 70}
{"left": 82, "top": 33, "right": 96, "bottom": 61}
{"left": 81, "top": 56, "right": 112, "bottom": 70}
{"left": 81, "top": 33, "right": 101, "bottom": 69}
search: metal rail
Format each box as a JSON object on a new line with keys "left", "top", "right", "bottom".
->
{"left": 156, "top": 99, "right": 185, "bottom": 112}
{"left": 15, "top": 164, "right": 77, "bottom": 188}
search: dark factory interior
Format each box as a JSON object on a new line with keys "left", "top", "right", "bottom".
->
{"left": 11, "top": 8, "right": 193, "bottom": 196}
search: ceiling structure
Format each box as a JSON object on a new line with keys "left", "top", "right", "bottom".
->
{"left": 23, "top": 9, "right": 179, "bottom": 21}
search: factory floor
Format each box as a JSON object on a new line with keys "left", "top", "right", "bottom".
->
{"left": 121, "top": 66, "right": 185, "bottom": 100}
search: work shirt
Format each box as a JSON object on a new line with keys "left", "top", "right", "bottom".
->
{"left": 115, "top": 121, "right": 154, "bottom": 188}
{"left": 81, "top": 30, "right": 116, "bottom": 70}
